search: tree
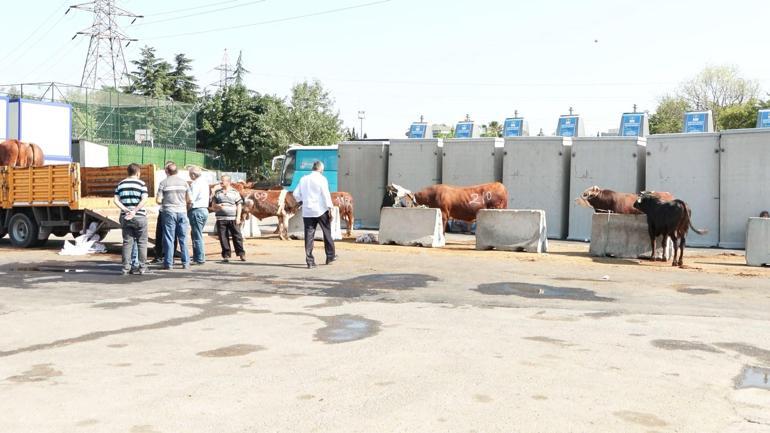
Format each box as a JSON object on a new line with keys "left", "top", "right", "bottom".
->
{"left": 679, "top": 65, "right": 760, "bottom": 127}
{"left": 482, "top": 120, "right": 502, "bottom": 137}
{"left": 123, "top": 46, "right": 173, "bottom": 99}
{"left": 233, "top": 51, "right": 249, "bottom": 87}
{"left": 649, "top": 95, "right": 691, "bottom": 134}
{"left": 169, "top": 53, "right": 198, "bottom": 103}
{"left": 262, "top": 80, "right": 343, "bottom": 146}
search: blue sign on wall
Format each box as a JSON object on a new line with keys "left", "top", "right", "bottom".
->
{"left": 758, "top": 110, "right": 770, "bottom": 129}
{"left": 684, "top": 112, "right": 708, "bottom": 133}
{"left": 408, "top": 123, "right": 427, "bottom": 138}
{"left": 503, "top": 118, "right": 523, "bottom": 137}
{"left": 620, "top": 113, "right": 644, "bottom": 136}
{"left": 557, "top": 116, "right": 578, "bottom": 137}
{"left": 455, "top": 122, "right": 474, "bottom": 138}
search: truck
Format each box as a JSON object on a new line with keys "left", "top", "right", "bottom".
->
{"left": 272, "top": 145, "right": 339, "bottom": 192}
{"left": 0, "top": 163, "right": 155, "bottom": 248}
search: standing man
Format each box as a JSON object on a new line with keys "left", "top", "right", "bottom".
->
{"left": 114, "top": 163, "right": 149, "bottom": 275}
{"left": 156, "top": 162, "right": 191, "bottom": 270}
{"left": 293, "top": 161, "right": 337, "bottom": 268}
{"left": 210, "top": 175, "right": 245, "bottom": 263}
{"left": 188, "top": 166, "right": 210, "bottom": 265}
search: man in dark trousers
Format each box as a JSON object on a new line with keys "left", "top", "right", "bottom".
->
{"left": 292, "top": 161, "right": 337, "bottom": 268}
{"left": 210, "top": 175, "right": 246, "bottom": 263}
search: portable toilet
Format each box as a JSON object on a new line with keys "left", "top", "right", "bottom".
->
{"left": 454, "top": 119, "right": 481, "bottom": 138}
{"left": 683, "top": 111, "right": 714, "bottom": 133}
{"left": 0, "top": 95, "right": 8, "bottom": 140}
{"left": 556, "top": 114, "right": 584, "bottom": 137}
{"left": 503, "top": 117, "right": 529, "bottom": 137}
{"left": 408, "top": 121, "right": 432, "bottom": 139}
{"left": 757, "top": 109, "right": 770, "bottom": 129}
{"left": 619, "top": 112, "right": 649, "bottom": 137}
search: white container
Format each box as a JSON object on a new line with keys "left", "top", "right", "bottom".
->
{"left": 338, "top": 141, "right": 389, "bottom": 229}
{"left": 8, "top": 98, "right": 72, "bottom": 164}
{"left": 0, "top": 96, "right": 8, "bottom": 140}
{"left": 568, "top": 137, "right": 646, "bottom": 241}
{"left": 387, "top": 139, "right": 442, "bottom": 192}
{"left": 442, "top": 138, "right": 503, "bottom": 186}
{"left": 503, "top": 136, "right": 571, "bottom": 239}
{"left": 719, "top": 129, "right": 770, "bottom": 248}
{"left": 646, "top": 133, "right": 720, "bottom": 246}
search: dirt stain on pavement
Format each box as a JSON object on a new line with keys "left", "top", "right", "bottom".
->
{"left": 677, "top": 288, "right": 720, "bottom": 295}
{"left": 651, "top": 340, "right": 722, "bottom": 353}
{"left": 197, "top": 344, "right": 265, "bottom": 358}
{"left": 531, "top": 395, "right": 548, "bottom": 400}
{"left": 473, "top": 282, "right": 614, "bottom": 302}
{"left": 107, "top": 343, "right": 128, "bottom": 348}
{"left": 130, "top": 425, "right": 161, "bottom": 433}
{"left": 75, "top": 419, "right": 99, "bottom": 426}
{"left": 473, "top": 394, "right": 493, "bottom": 403}
{"left": 314, "top": 315, "right": 381, "bottom": 344}
{"left": 524, "top": 336, "right": 574, "bottom": 347}
{"left": 715, "top": 342, "right": 770, "bottom": 364}
{"left": 733, "top": 366, "right": 770, "bottom": 390}
{"left": 584, "top": 311, "right": 622, "bottom": 319}
{"left": 6, "top": 363, "right": 62, "bottom": 383}
{"left": 297, "top": 394, "right": 316, "bottom": 400}
{"left": 613, "top": 411, "right": 668, "bottom": 427}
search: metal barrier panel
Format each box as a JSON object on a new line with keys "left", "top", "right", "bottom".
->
{"left": 503, "top": 137, "right": 571, "bottom": 239}
{"left": 719, "top": 129, "right": 770, "bottom": 248}
{"left": 387, "top": 139, "right": 442, "bottom": 192}
{"left": 338, "top": 141, "right": 389, "bottom": 229}
{"left": 442, "top": 138, "right": 502, "bottom": 186}
{"left": 568, "top": 137, "right": 646, "bottom": 241}
{"left": 646, "top": 133, "right": 720, "bottom": 246}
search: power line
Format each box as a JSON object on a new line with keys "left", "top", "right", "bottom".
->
{"left": 147, "top": 0, "right": 243, "bottom": 16}
{"left": 142, "top": 0, "right": 391, "bottom": 40}
{"left": 133, "top": 0, "right": 267, "bottom": 26}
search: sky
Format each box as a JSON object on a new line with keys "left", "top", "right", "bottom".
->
{"left": 2, "top": 0, "right": 769, "bottom": 138}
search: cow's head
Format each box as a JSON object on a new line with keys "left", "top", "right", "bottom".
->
{"left": 575, "top": 185, "right": 602, "bottom": 208}
{"left": 382, "top": 184, "right": 417, "bottom": 208}
{"left": 633, "top": 191, "right": 659, "bottom": 213}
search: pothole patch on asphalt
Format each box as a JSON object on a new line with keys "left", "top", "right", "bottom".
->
{"left": 473, "top": 282, "right": 614, "bottom": 302}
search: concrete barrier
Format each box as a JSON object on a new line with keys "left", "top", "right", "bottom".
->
{"left": 379, "top": 207, "right": 445, "bottom": 247}
{"left": 589, "top": 213, "right": 672, "bottom": 259}
{"left": 241, "top": 216, "right": 262, "bottom": 239}
{"left": 746, "top": 218, "right": 770, "bottom": 266}
{"left": 288, "top": 207, "right": 342, "bottom": 240}
{"left": 475, "top": 209, "right": 548, "bottom": 253}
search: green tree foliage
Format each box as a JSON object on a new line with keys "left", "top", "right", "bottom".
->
{"left": 170, "top": 54, "right": 198, "bottom": 103}
{"left": 649, "top": 95, "right": 691, "bottom": 134}
{"left": 482, "top": 120, "right": 502, "bottom": 137}
{"left": 679, "top": 65, "right": 760, "bottom": 128}
{"left": 262, "top": 80, "right": 343, "bottom": 146}
{"left": 124, "top": 46, "right": 198, "bottom": 104}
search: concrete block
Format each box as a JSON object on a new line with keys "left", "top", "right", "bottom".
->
{"left": 569, "top": 137, "right": 646, "bottom": 241}
{"left": 589, "top": 213, "right": 673, "bottom": 259}
{"left": 288, "top": 207, "right": 342, "bottom": 240}
{"left": 379, "top": 207, "right": 445, "bottom": 248}
{"left": 241, "top": 216, "right": 262, "bottom": 239}
{"left": 746, "top": 218, "right": 770, "bottom": 266}
{"left": 719, "top": 129, "right": 770, "bottom": 248}
{"left": 442, "top": 138, "right": 503, "bottom": 186}
{"left": 503, "top": 137, "right": 571, "bottom": 239}
{"left": 475, "top": 209, "right": 548, "bottom": 253}
{"left": 387, "top": 139, "right": 442, "bottom": 191}
{"left": 646, "top": 133, "right": 720, "bottom": 246}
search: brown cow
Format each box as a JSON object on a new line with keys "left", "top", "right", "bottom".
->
{"left": 240, "top": 189, "right": 300, "bottom": 240}
{"left": 331, "top": 192, "right": 355, "bottom": 237}
{"left": 0, "top": 139, "right": 45, "bottom": 167}
{"left": 384, "top": 182, "right": 508, "bottom": 232}
{"left": 575, "top": 186, "right": 674, "bottom": 214}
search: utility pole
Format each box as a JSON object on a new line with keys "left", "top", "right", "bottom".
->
{"left": 69, "top": 0, "right": 143, "bottom": 89}
{"left": 358, "top": 110, "right": 366, "bottom": 139}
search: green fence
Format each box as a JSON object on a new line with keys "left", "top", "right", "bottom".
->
{"left": 109, "top": 144, "right": 205, "bottom": 168}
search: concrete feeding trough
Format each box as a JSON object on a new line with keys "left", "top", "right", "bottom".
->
{"left": 379, "top": 207, "right": 445, "bottom": 248}
{"left": 475, "top": 209, "right": 548, "bottom": 253}
{"left": 288, "top": 207, "right": 342, "bottom": 240}
{"left": 746, "top": 217, "right": 770, "bottom": 267}
{"left": 589, "top": 213, "right": 673, "bottom": 259}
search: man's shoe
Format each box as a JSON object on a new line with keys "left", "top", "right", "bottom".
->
{"left": 192, "top": 261, "right": 205, "bottom": 266}
{"left": 151, "top": 258, "right": 163, "bottom": 264}
{"left": 325, "top": 255, "right": 338, "bottom": 265}
{"left": 121, "top": 269, "right": 130, "bottom": 276}
{"left": 307, "top": 263, "right": 317, "bottom": 269}
{"left": 221, "top": 258, "right": 230, "bottom": 263}
{"left": 137, "top": 268, "right": 147, "bottom": 275}
{"left": 161, "top": 265, "right": 172, "bottom": 271}
{"left": 238, "top": 255, "right": 246, "bottom": 262}
{"left": 182, "top": 264, "right": 191, "bottom": 270}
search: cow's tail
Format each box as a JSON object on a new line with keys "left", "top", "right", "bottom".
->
{"left": 681, "top": 201, "right": 708, "bottom": 235}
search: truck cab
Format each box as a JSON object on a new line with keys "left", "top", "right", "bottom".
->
{"left": 273, "top": 145, "right": 339, "bottom": 192}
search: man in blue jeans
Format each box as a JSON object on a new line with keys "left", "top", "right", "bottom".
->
{"left": 187, "top": 165, "right": 210, "bottom": 265}
{"left": 156, "top": 162, "right": 191, "bottom": 270}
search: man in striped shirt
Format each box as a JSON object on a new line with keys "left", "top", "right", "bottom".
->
{"left": 156, "top": 162, "right": 192, "bottom": 270}
{"left": 210, "top": 175, "right": 245, "bottom": 262}
{"left": 114, "top": 163, "right": 149, "bottom": 275}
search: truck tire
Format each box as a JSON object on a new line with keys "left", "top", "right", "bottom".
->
{"left": 8, "top": 213, "right": 40, "bottom": 248}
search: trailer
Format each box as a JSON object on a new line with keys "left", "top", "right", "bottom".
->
{"left": 0, "top": 163, "right": 155, "bottom": 248}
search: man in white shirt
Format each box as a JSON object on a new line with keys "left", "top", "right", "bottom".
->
{"left": 188, "top": 166, "right": 210, "bottom": 265}
{"left": 292, "top": 161, "right": 337, "bottom": 268}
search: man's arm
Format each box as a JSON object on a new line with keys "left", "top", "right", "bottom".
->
{"left": 235, "top": 202, "right": 242, "bottom": 224}
{"left": 114, "top": 195, "right": 129, "bottom": 213}
{"left": 155, "top": 184, "right": 163, "bottom": 205}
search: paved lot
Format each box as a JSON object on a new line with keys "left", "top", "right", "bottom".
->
{"left": 1, "top": 232, "right": 769, "bottom": 433}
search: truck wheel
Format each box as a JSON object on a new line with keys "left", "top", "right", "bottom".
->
{"left": 8, "top": 213, "right": 40, "bottom": 248}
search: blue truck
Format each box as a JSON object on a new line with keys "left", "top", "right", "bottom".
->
{"left": 273, "top": 145, "right": 339, "bottom": 192}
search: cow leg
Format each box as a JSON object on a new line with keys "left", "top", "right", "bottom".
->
{"left": 649, "top": 235, "right": 657, "bottom": 261}
{"left": 441, "top": 210, "right": 449, "bottom": 235}
{"left": 661, "top": 235, "right": 668, "bottom": 262}
{"left": 346, "top": 211, "right": 353, "bottom": 237}
{"left": 677, "top": 237, "right": 685, "bottom": 267}
{"left": 669, "top": 234, "right": 678, "bottom": 266}
{"left": 278, "top": 214, "right": 288, "bottom": 240}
